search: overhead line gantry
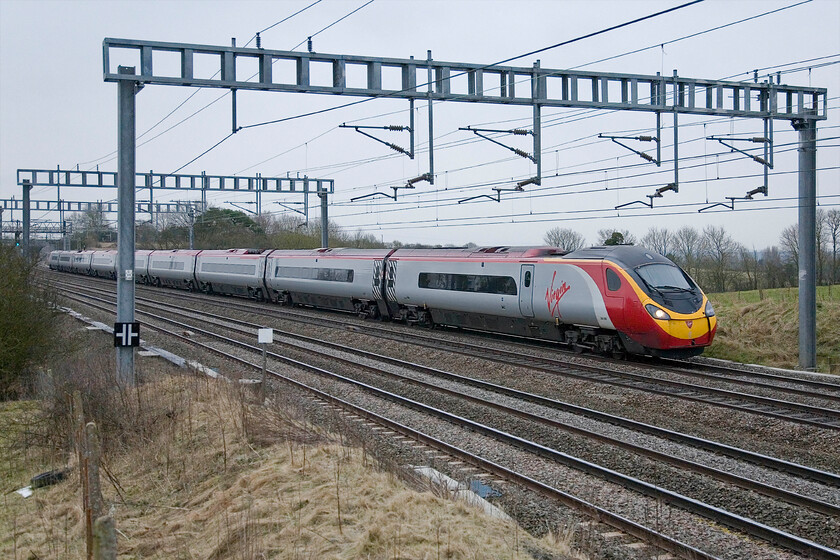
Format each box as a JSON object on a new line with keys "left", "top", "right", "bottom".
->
{"left": 101, "top": 37, "right": 826, "bottom": 383}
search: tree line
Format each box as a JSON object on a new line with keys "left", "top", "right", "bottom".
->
{"left": 543, "top": 209, "right": 840, "bottom": 292}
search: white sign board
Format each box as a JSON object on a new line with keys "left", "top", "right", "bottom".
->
{"left": 125, "top": 269, "right": 134, "bottom": 281}
{"left": 258, "top": 328, "right": 273, "bottom": 344}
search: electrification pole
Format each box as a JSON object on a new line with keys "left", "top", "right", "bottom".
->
{"left": 188, "top": 207, "right": 195, "bottom": 250}
{"left": 22, "top": 179, "right": 31, "bottom": 255}
{"left": 319, "top": 184, "right": 329, "bottom": 248}
{"left": 792, "top": 114, "right": 818, "bottom": 371}
{"left": 116, "top": 66, "right": 138, "bottom": 386}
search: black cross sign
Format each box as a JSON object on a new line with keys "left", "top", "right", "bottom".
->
{"left": 114, "top": 322, "right": 140, "bottom": 347}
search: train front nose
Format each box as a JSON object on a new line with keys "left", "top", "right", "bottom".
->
{"left": 641, "top": 298, "right": 717, "bottom": 355}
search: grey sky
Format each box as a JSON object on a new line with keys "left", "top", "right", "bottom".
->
{"left": 1, "top": 0, "right": 838, "bottom": 248}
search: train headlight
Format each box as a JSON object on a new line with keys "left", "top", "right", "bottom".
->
{"left": 645, "top": 304, "right": 671, "bottom": 321}
{"left": 705, "top": 300, "right": 716, "bottom": 317}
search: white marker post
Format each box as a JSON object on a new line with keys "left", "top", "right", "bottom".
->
{"left": 257, "top": 328, "right": 273, "bottom": 400}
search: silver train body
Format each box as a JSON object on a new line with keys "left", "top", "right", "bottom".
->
{"left": 48, "top": 245, "right": 717, "bottom": 358}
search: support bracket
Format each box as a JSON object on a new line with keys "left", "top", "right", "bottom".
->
{"left": 615, "top": 183, "right": 677, "bottom": 210}
{"left": 340, "top": 123, "right": 413, "bottom": 158}
{"left": 459, "top": 185, "right": 524, "bottom": 204}
{"left": 598, "top": 133, "right": 660, "bottom": 164}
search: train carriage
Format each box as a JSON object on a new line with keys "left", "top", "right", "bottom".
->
{"left": 386, "top": 247, "right": 554, "bottom": 330}
{"left": 90, "top": 250, "right": 118, "bottom": 279}
{"left": 560, "top": 246, "right": 717, "bottom": 358}
{"left": 48, "top": 251, "right": 61, "bottom": 270}
{"left": 57, "top": 251, "right": 74, "bottom": 272}
{"left": 135, "top": 250, "right": 153, "bottom": 284}
{"left": 147, "top": 249, "right": 201, "bottom": 289}
{"left": 265, "top": 248, "right": 389, "bottom": 315}
{"left": 195, "top": 249, "right": 268, "bottom": 298}
{"left": 70, "top": 251, "right": 94, "bottom": 275}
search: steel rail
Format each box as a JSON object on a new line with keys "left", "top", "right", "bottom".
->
{"left": 659, "top": 356, "right": 840, "bottom": 394}
{"left": 51, "top": 275, "right": 840, "bottom": 485}
{"left": 57, "top": 288, "right": 840, "bottom": 559}
{"left": 97, "top": 287, "right": 840, "bottom": 516}
{"left": 52, "top": 274, "right": 840, "bottom": 428}
{"left": 125, "top": 278, "right": 840, "bottom": 414}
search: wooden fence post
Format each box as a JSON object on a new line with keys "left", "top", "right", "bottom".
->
{"left": 93, "top": 516, "right": 117, "bottom": 560}
{"left": 83, "top": 421, "right": 104, "bottom": 560}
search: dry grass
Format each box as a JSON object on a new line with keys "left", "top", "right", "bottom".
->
{"left": 705, "top": 284, "right": 840, "bottom": 373}
{"left": 1, "top": 357, "right": 579, "bottom": 559}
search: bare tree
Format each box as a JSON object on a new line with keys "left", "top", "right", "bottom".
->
{"left": 640, "top": 227, "right": 673, "bottom": 256}
{"left": 596, "top": 228, "right": 637, "bottom": 245}
{"left": 779, "top": 224, "right": 799, "bottom": 267}
{"left": 826, "top": 208, "right": 840, "bottom": 285}
{"left": 68, "top": 206, "right": 115, "bottom": 248}
{"left": 672, "top": 226, "right": 702, "bottom": 278}
{"left": 738, "top": 244, "right": 759, "bottom": 291}
{"left": 759, "top": 246, "right": 788, "bottom": 288}
{"left": 701, "top": 225, "right": 738, "bottom": 292}
{"left": 543, "top": 227, "right": 586, "bottom": 251}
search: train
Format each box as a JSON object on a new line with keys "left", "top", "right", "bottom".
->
{"left": 48, "top": 245, "right": 717, "bottom": 359}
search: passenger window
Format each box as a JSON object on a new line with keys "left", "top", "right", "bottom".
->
{"left": 524, "top": 271, "right": 532, "bottom": 288}
{"left": 606, "top": 268, "right": 621, "bottom": 291}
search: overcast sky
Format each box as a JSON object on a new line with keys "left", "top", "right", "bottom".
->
{"left": 1, "top": 0, "right": 838, "bottom": 248}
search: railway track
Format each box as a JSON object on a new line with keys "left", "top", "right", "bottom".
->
{"left": 53, "top": 279, "right": 840, "bottom": 560}
{"left": 61, "top": 273, "right": 840, "bottom": 431}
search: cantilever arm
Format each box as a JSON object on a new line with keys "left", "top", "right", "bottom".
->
{"left": 350, "top": 190, "right": 397, "bottom": 202}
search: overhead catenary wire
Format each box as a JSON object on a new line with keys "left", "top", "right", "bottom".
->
{"left": 164, "top": 0, "right": 708, "bottom": 207}
{"left": 324, "top": 137, "right": 840, "bottom": 215}
{"left": 243, "top": 58, "right": 837, "bottom": 193}
{"left": 289, "top": 0, "right": 374, "bottom": 51}
{"left": 281, "top": 106, "right": 840, "bottom": 200}
{"left": 73, "top": 0, "right": 326, "bottom": 170}
{"left": 236, "top": 0, "right": 706, "bottom": 131}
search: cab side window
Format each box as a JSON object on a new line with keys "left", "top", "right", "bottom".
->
{"left": 524, "top": 271, "right": 532, "bottom": 288}
{"left": 606, "top": 268, "right": 621, "bottom": 291}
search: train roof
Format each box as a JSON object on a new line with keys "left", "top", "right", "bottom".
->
{"left": 564, "top": 245, "right": 673, "bottom": 268}
{"left": 267, "top": 248, "right": 393, "bottom": 257}
{"left": 390, "top": 246, "right": 568, "bottom": 259}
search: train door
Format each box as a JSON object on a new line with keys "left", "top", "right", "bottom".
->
{"left": 519, "top": 264, "right": 535, "bottom": 317}
{"left": 602, "top": 263, "right": 625, "bottom": 327}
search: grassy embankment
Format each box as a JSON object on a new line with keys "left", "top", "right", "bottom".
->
{"left": 0, "top": 321, "right": 580, "bottom": 560}
{"left": 705, "top": 284, "right": 840, "bottom": 374}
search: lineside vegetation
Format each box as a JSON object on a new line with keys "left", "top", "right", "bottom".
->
{"left": 0, "top": 245, "right": 61, "bottom": 400}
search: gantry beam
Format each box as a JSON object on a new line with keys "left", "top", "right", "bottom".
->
{"left": 1, "top": 198, "right": 205, "bottom": 214}
{"left": 103, "top": 38, "right": 827, "bottom": 121}
{"left": 16, "top": 168, "right": 334, "bottom": 194}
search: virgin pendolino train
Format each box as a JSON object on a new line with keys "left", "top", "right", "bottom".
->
{"left": 49, "top": 244, "right": 717, "bottom": 359}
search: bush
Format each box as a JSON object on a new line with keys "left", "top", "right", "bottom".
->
{"left": 0, "top": 247, "right": 59, "bottom": 399}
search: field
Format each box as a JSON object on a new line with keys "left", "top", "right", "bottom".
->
{"left": 704, "top": 284, "right": 840, "bottom": 374}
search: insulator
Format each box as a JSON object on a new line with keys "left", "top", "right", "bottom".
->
{"left": 753, "top": 156, "right": 768, "bottom": 165}
{"left": 388, "top": 143, "right": 408, "bottom": 156}
{"left": 407, "top": 174, "right": 429, "bottom": 186}
{"left": 511, "top": 129, "right": 529, "bottom": 135}
{"left": 513, "top": 148, "right": 529, "bottom": 158}
{"left": 639, "top": 152, "right": 655, "bottom": 163}
{"left": 256, "top": 33, "right": 261, "bottom": 49}
{"left": 637, "top": 135, "right": 654, "bottom": 142}
{"left": 751, "top": 137, "right": 769, "bottom": 143}
{"left": 387, "top": 125, "right": 405, "bottom": 131}
{"left": 307, "top": 37, "right": 313, "bottom": 53}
